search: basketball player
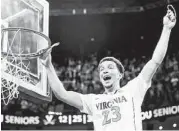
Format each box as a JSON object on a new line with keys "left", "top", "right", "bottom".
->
{"left": 41, "top": 7, "right": 176, "bottom": 131}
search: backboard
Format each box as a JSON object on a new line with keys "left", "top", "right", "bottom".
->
{"left": 1, "top": 0, "right": 51, "bottom": 103}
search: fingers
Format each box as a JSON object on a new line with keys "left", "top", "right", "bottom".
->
{"left": 44, "top": 42, "right": 60, "bottom": 57}
{"left": 40, "top": 42, "right": 60, "bottom": 60}
{"left": 51, "top": 42, "right": 60, "bottom": 49}
{"left": 167, "top": 5, "right": 177, "bottom": 17}
{"left": 166, "top": 5, "right": 177, "bottom": 22}
{"left": 166, "top": 10, "right": 176, "bottom": 22}
{"left": 39, "top": 48, "right": 51, "bottom": 60}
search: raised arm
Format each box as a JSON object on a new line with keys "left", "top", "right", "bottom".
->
{"left": 42, "top": 54, "right": 83, "bottom": 110}
{"left": 139, "top": 6, "right": 176, "bottom": 83}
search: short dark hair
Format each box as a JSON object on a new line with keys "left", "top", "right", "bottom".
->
{"left": 98, "top": 57, "right": 125, "bottom": 76}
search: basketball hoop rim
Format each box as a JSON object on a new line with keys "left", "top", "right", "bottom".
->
{"left": 1, "top": 27, "right": 51, "bottom": 46}
{"left": 1, "top": 27, "right": 52, "bottom": 59}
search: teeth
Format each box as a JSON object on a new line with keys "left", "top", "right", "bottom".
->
{"left": 103, "top": 75, "right": 111, "bottom": 80}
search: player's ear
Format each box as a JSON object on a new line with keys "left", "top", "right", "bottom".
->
{"left": 118, "top": 73, "right": 122, "bottom": 80}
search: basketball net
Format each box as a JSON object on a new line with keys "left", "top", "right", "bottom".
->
{"left": 1, "top": 29, "right": 39, "bottom": 105}
{"left": 1, "top": 29, "right": 32, "bottom": 105}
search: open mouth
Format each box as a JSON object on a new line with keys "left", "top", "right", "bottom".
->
{"left": 103, "top": 76, "right": 112, "bottom": 81}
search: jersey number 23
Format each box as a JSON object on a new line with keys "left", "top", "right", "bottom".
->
{"left": 102, "top": 106, "right": 121, "bottom": 125}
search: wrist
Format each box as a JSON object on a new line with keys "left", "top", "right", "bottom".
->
{"left": 163, "top": 26, "right": 172, "bottom": 32}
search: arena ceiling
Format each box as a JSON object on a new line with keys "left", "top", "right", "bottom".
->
{"left": 47, "top": 0, "right": 179, "bottom": 15}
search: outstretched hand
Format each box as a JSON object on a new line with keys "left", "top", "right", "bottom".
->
{"left": 163, "top": 5, "right": 177, "bottom": 29}
{"left": 40, "top": 42, "right": 60, "bottom": 67}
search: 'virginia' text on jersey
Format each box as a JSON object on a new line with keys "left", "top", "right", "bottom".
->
{"left": 96, "top": 96, "right": 127, "bottom": 110}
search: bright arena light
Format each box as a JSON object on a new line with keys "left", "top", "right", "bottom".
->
{"left": 91, "top": 38, "right": 95, "bottom": 41}
{"left": 83, "top": 9, "right": 87, "bottom": 14}
{"left": 72, "top": 9, "right": 76, "bottom": 15}
{"left": 173, "top": 123, "right": 177, "bottom": 128}
{"left": 159, "top": 126, "right": 163, "bottom": 130}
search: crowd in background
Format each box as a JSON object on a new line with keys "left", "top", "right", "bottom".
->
{"left": 1, "top": 51, "right": 179, "bottom": 116}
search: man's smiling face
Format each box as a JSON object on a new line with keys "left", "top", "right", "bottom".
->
{"left": 99, "top": 60, "right": 121, "bottom": 88}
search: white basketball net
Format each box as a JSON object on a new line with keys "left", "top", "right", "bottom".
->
{"left": 1, "top": 29, "right": 32, "bottom": 105}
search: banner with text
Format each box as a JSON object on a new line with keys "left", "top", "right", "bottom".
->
{"left": 1, "top": 105, "right": 179, "bottom": 125}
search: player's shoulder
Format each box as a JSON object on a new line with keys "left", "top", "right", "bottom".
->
{"left": 122, "top": 77, "right": 138, "bottom": 89}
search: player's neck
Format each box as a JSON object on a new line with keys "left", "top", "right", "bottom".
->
{"left": 105, "top": 81, "right": 120, "bottom": 94}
